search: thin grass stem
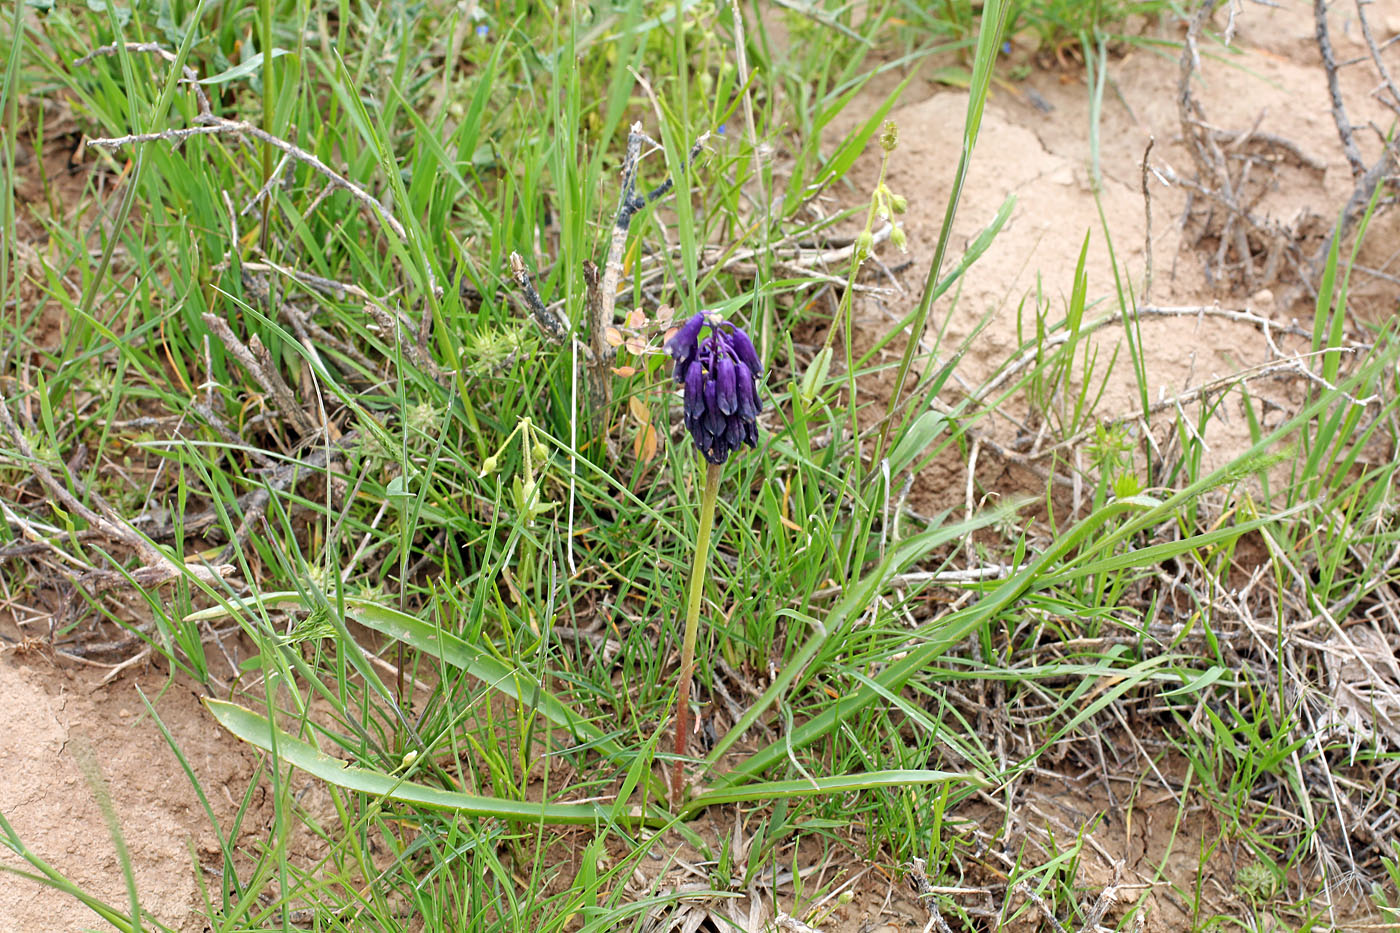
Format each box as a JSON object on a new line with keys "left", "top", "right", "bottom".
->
{"left": 258, "top": 0, "right": 275, "bottom": 252}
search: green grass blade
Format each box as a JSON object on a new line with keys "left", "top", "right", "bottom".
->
{"left": 683, "top": 769, "right": 982, "bottom": 815}
{"left": 704, "top": 503, "right": 1020, "bottom": 770}
{"left": 872, "top": 0, "right": 1012, "bottom": 464}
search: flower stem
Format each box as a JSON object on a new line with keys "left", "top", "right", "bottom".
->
{"left": 672, "top": 460, "right": 723, "bottom": 808}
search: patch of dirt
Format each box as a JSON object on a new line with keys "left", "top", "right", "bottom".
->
{"left": 0, "top": 643, "right": 254, "bottom": 931}
{"left": 837, "top": 3, "right": 1397, "bottom": 515}
{"left": 0, "top": 622, "right": 351, "bottom": 932}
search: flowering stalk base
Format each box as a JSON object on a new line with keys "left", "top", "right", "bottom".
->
{"left": 672, "top": 461, "right": 723, "bottom": 809}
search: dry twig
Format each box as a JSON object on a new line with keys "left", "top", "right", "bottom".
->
{"left": 202, "top": 313, "right": 319, "bottom": 438}
{"left": 75, "top": 42, "right": 212, "bottom": 117}
{"left": 1307, "top": 0, "right": 1398, "bottom": 279}
{"left": 0, "top": 399, "right": 235, "bottom": 591}
{"left": 506, "top": 251, "right": 569, "bottom": 342}
{"left": 1171, "top": 0, "right": 1330, "bottom": 293}
{"left": 85, "top": 103, "right": 440, "bottom": 294}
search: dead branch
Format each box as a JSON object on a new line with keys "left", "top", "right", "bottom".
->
{"left": 0, "top": 398, "right": 235, "bottom": 590}
{"left": 75, "top": 42, "right": 212, "bottom": 118}
{"left": 1355, "top": 0, "right": 1400, "bottom": 115}
{"left": 85, "top": 115, "right": 436, "bottom": 293}
{"left": 507, "top": 251, "right": 569, "bottom": 341}
{"left": 1307, "top": 0, "right": 1400, "bottom": 280}
{"left": 362, "top": 300, "right": 443, "bottom": 379}
{"left": 1315, "top": 0, "right": 1368, "bottom": 180}
{"left": 598, "top": 123, "right": 709, "bottom": 335}
{"left": 583, "top": 259, "right": 610, "bottom": 416}
{"left": 214, "top": 433, "right": 359, "bottom": 563}
{"left": 1171, "top": 0, "right": 1329, "bottom": 294}
{"left": 202, "top": 313, "right": 320, "bottom": 438}
{"left": 1140, "top": 137, "right": 1156, "bottom": 305}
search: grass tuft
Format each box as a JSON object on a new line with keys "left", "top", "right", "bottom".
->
{"left": 1, "top": 1, "right": 1397, "bottom": 931}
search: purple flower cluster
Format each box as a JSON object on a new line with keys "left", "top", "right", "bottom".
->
{"left": 665, "top": 312, "right": 763, "bottom": 465}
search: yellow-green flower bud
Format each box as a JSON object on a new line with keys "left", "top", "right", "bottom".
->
{"left": 854, "top": 230, "right": 875, "bottom": 261}
{"left": 481, "top": 455, "right": 498, "bottom": 476}
{"left": 891, "top": 226, "right": 908, "bottom": 252}
{"left": 531, "top": 440, "right": 548, "bottom": 462}
{"left": 891, "top": 193, "right": 908, "bottom": 214}
{"left": 880, "top": 121, "right": 898, "bottom": 152}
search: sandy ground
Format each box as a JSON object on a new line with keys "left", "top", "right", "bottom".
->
{"left": 3, "top": 2, "right": 1397, "bottom": 930}
{"left": 0, "top": 642, "right": 258, "bottom": 931}
{"left": 841, "top": 1, "right": 1398, "bottom": 511}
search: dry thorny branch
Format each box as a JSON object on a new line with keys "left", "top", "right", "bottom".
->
{"left": 1164, "top": 0, "right": 1398, "bottom": 297}
{"left": 506, "top": 122, "right": 709, "bottom": 435}
{"left": 81, "top": 43, "right": 431, "bottom": 291}
{"left": 1168, "top": 0, "right": 1324, "bottom": 295}
{"left": 1312, "top": 0, "right": 1399, "bottom": 272}
{"left": 0, "top": 395, "right": 236, "bottom": 599}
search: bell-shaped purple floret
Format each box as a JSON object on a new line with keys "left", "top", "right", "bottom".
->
{"left": 714, "top": 356, "right": 738, "bottom": 415}
{"left": 665, "top": 312, "right": 707, "bottom": 382}
{"left": 733, "top": 362, "right": 760, "bottom": 417}
{"left": 688, "top": 417, "right": 710, "bottom": 456}
{"left": 683, "top": 363, "right": 707, "bottom": 419}
{"left": 696, "top": 418, "right": 721, "bottom": 462}
{"left": 726, "top": 326, "right": 763, "bottom": 379}
{"left": 666, "top": 312, "right": 706, "bottom": 360}
{"left": 702, "top": 381, "right": 725, "bottom": 437}
{"left": 724, "top": 414, "right": 746, "bottom": 449}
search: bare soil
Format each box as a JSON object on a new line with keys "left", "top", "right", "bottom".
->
{"left": 0, "top": 633, "right": 257, "bottom": 931}
{"left": 840, "top": 2, "right": 1398, "bottom": 516}
{"left": 3, "top": 2, "right": 1397, "bottom": 930}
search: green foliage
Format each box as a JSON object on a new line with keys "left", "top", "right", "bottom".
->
{"left": 1, "top": 1, "right": 1396, "bottom": 931}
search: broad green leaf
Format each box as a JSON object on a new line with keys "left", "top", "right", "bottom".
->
{"left": 206, "top": 699, "right": 654, "bottom": 826}
{"left": 187, "top": 595, "right": 627, "bottom": 763}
